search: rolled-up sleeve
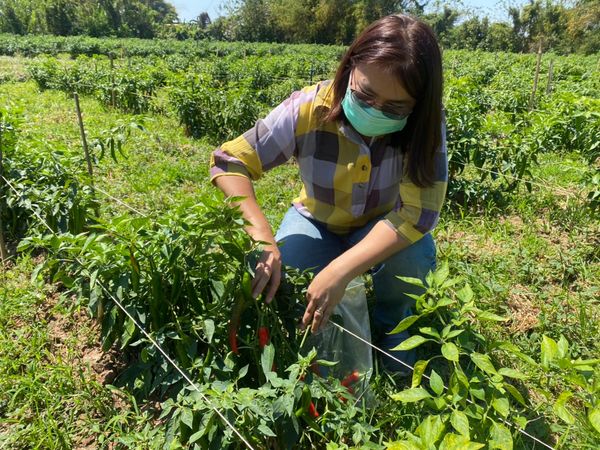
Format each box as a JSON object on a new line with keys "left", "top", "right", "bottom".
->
{"left": 384, "top": 122, "right": 448, "bottom": 243}
{"left": 210, "top": 87, "right": 315, "bottom": 182}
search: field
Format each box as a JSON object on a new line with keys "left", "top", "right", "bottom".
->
{"left": 0, "top": 35, "right": 599, "bottom": 449}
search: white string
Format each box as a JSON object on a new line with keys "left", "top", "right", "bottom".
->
{"left": 93, "top": 185, "right": 147, "bottom": 216}
{"left": 0, "top": 175, "right": 256, "bottom": 450}
{"left": 331, "top": 322, "right": 556, "bottom": 450}
{"left": 93, "top": 280, "right": 256, "bottom": 450}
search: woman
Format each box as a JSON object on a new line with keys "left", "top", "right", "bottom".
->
{"left": 210, "top": 14, "right": 447, "bottom": 373}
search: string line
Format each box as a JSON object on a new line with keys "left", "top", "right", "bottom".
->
{"left": 1, "top": 175, "right": 256, "bottom": 450}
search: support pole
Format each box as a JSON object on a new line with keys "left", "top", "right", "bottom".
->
{"left": 529, "top": 42, "right": 543, "bottom": 111}
{"left": 74, "top": 93, "right": 94, "bottom": 180}
{"left": 73, "top": 93, "right": 100, "bottom": 219}
{"left": 109, "top": 53, "right": 116, "bottom": 108}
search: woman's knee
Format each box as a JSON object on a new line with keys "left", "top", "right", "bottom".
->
{"left": 379, "top": 234, "right": 435, "bottom": 278}
{"left": 275, "top": 207, "right": 342, "bottom": 273}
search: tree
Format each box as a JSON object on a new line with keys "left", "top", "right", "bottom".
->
{"left": 45, "top": 0, "right": 76, "bottom": 36}
{"left": 197, "top": 12, "right": 211, "bottom": 29}
{"left": 564, "top": 0, "right": 600, "bottom": 54}
{"left": 422, "top": 5, "right": 459, "bottom": 47}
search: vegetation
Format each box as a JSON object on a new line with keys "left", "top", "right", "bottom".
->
{"left": 0, "top": 37, "right": 598, "bottom": 449}
{"left": 0, "top": 0, "right": 177, "bottom": 38}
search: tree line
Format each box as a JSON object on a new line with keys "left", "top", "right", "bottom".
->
{"left": 0, "top": 0, "right": 598, "bottom": 54}
{"left": 0, "top": 0, "right": 177, "bottom": 38}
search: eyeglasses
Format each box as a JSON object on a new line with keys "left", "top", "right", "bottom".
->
{"left": 348, "top": 73, "right": 413, "bottom": 119}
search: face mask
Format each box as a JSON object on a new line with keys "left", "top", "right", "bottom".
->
{"left": 341, "top": 78, "right": 409, "bottom": 137}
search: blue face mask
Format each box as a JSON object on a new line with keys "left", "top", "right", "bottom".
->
{"left": 341, "top": 78, "right": 409, "bottom": 137}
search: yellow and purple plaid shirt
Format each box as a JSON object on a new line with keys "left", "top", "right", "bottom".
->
{"left": 210, "top": 80, "right": 448, "bottom": 243}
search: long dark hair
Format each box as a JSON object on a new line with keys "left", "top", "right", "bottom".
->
{"left": 323, "top": 14, "right": 443, "bottom": 188}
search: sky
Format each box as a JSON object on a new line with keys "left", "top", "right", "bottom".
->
{"left": 170, "top": 0, "right": 527, "bottom": 23}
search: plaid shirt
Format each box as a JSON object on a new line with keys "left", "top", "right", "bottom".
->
{"left": 210, "top": 80, "right": 448, "bottom": 243}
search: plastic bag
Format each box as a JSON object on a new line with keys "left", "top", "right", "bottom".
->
{"left": 306, "top": 277, "right": 373, "bottom": 397}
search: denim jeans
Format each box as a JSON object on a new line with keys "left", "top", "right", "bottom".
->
{"left": 274, "top": 206, "right": 436, "bottom": 373}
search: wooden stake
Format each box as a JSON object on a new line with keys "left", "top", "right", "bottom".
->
{"left": 0, "top": 119, "right": 8, "bottom": 263}
{"left": 73, "top": 93, "right": 101, "bottom": 219}
{"left": 74, "top": 93, "right": 94, "bottom": 180}
{"left": 109, "top": 53, "right": 116, "bottom": 108}
{"left": 546, "top": 59, "right": 554, "bottom": 95}
{"left": 529, "top": 42, "right": 543, "bottom": 111}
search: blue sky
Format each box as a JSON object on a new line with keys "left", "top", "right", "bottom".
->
{"left": 170, "top": 1, "right": 527, "bottom": 22}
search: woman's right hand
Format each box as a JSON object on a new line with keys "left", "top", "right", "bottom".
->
{"left": 213, "top": 175, "right": 282, "bottom": 303}
{"left": 252, "top": 244, "right": 282, "bottom": 304}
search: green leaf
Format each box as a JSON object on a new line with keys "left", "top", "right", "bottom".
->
{"left": 391, "top": 335, "right": 431, "bottom": 351}
{"left": 470, "top": 352, "right": 497, "bottom": 375}
{"left": 572, "top": 358, "right": 600, "bottom": 367}
{"left": 386, "top": 441, "right": 421, "bottom": 450}
{"left": 261, "top": 343, "right": 275, "bottom": 377}
{"left": 446, "top": 329, "right": 465, "bottom": 339}
{"left": 411, "top": 359, "right": 429, "bottom": 388}
{"left": 439, "top": 433, "right": 484, "bottom": 450}
{"left": 557, "top": 335, "right": 569, "bottom": 359}
{"left": 588, "top": 406, "right": 600, "bottom": 434}
{"left": 433, "top": 263, "right": 450, "bottom": 286}
{"left": 553, "top": 391, "right": 575, "bottom": 425}
{"left": 388, "top": 314, "right": 421, "bottom": 335}
{"left": 416, "top": 415, "right": 445, "bottom": 446}
{"left": 258, "top": 423, "right": 276, "bottom": 437}
{"left": 450, "top": 410, "right": 470, "bottom": 437}
{"left": 442, "top": 342, "right": 460, "bottom": 362}
{"left": 541, "top": 335, "right": 559, "bottom": 368}
{"left": 203, "top": 319, "right": 215, "bottom": 343}
{"left": 504, "top": 384, "right": 526, "bottom": 407}
{"left": 429, "top": 370, "right": 445, "bottom": 396}
{"left": 396, "top": 276, "right": 425, "bottom": 288}
{"left": 419, "top": 326, "right": 441, "bottom": 339}
{"left": 498, "top": 368, "right": 528, "bottom": 380}
{"left": 488, "top": 421, "right": 513, "bottom": 450}
{"left": 456, "top": 284, "right": 473, "bottom": 303}
{"left": 188, "top": 429, "right": 204, "bottom": 444}
{"left": 477, "top": 311, "right": 508, "bottom": 322}
{"left": 180, "top": 407, "right": 194, "bottom": 429}
{"left": 495, "top": 341, "right": 536, "bottom": 365}
{"left": 120, "top": 317, "right": 136, "bottom": 349}
{"left": 391, "top": 387, "right": 432, "bottom": 403}
{"left": 492, "top": 397, "right": 510, "bottom": 418}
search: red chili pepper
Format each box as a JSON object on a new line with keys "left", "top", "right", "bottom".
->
{"left": 258, "top": 326, "right": 270, "bottom": 349}
{"left": 228, "top": 325, "right": 239, "bottom": 354}
{"left": 341, "top": 370, "right": 360, "bottom": 387}
{"left": 308, "top": 402, "right": 319, "bottom": 418}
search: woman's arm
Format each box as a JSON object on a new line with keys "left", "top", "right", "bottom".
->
{"left": 302, "top": 220, "right": 410, "bottom": 332}
{"left": 214, "top": 175, "right": 281, "bottom": 303}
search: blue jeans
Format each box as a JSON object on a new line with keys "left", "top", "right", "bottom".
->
{"left": 274, "top": 206, "right": 436, "bottom": 373}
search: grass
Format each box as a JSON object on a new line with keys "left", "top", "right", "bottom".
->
{"left": 0, "top": 60, "right": 599, "bottom": 448}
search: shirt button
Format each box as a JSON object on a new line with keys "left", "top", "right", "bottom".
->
{"left": 362, "top": 165, "right": 368, "bottom": 171}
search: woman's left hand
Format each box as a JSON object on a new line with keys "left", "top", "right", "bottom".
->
{"left": 302, "top": 265, "right": 349, "bottom": 333}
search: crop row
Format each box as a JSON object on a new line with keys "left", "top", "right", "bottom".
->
{"left": 24, "top": 50, "right": 600, "bottom": 210}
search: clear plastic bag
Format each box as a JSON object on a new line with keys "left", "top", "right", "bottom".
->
{"left": 306, "top": 277, "right": 373, "bottom": 397}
